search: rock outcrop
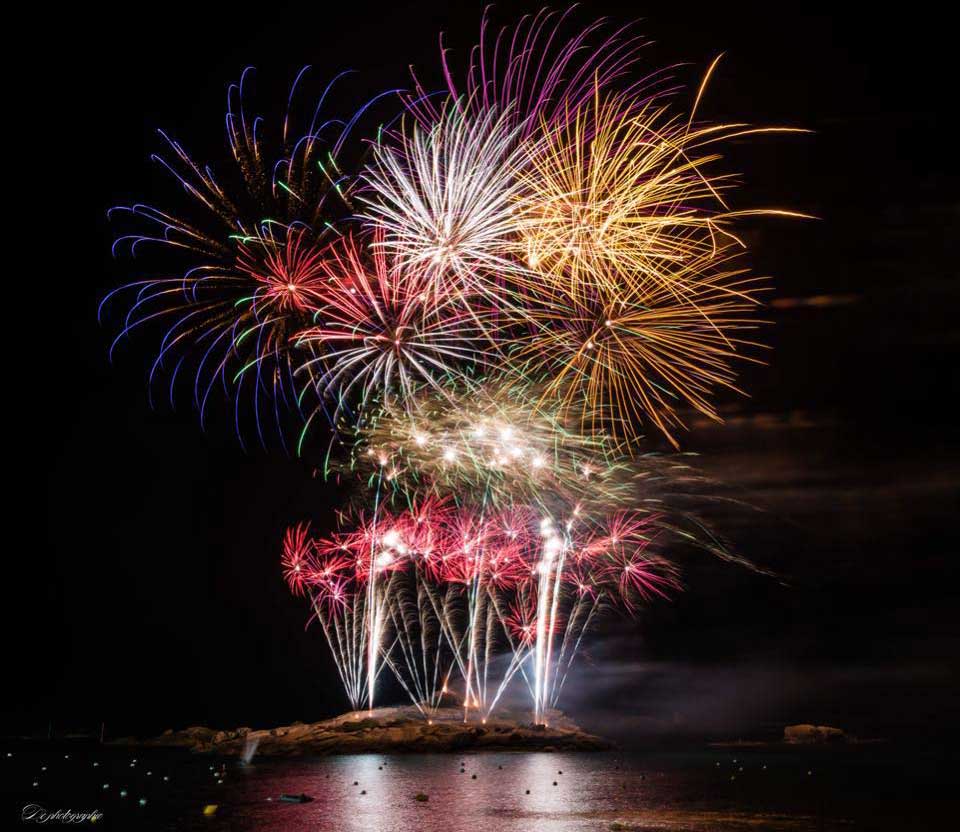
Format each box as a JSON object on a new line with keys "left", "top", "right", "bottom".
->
{"left": 117, "top": 706, "right": 612, "bottom": 756}
{"left": 783, "top": 724, "right": 847, "bottom": 744}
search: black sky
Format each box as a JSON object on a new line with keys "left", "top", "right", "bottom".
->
{"left": 15, "top": 1, "right": 959, "bottom": 744}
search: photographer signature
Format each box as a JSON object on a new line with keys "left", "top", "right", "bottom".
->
{"left": 21, "top": 804, "right": 103, "bottom": 824}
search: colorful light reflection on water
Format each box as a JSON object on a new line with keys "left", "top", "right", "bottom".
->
{"left": 3, "top": 747, "right": 951, "bottom": 831}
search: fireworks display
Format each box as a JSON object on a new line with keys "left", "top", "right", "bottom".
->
{"left": 103, "top": 9, "right": 800, "bottom": 722}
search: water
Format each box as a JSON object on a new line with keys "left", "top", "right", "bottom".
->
{"left": 3, "top": 745, "right": 953, "bottom": 830}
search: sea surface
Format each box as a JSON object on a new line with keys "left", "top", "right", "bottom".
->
{"left": 2, "top": 744, "right": 954, "bottom": 830}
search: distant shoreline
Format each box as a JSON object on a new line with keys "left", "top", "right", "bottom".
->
{"left": 708, "top": 738, "right": 886, "bottom": 749}
{"left": 708, "top": 724, "right": 886, "bottom": 749}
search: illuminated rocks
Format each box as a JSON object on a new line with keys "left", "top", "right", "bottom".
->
{"left": 117, "top": 706, "right": 612, "bottom": 756}
{"left": 783, "top": 724, "right": 847, "bottom": 744}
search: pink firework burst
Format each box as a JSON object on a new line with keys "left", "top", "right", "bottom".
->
{"left": 404, "top": 7, "right": 661, "bottom": 140}
{"left": 436, "top": 510, "right": 491, "bottom": 585}
{"left": 563, "top": 561, "right": 601, "bottom": 599}
{"left": 309, "top": 575, "right": 353, "bottom": 621}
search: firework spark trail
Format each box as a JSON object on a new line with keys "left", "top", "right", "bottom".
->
{"left": 284, "top": 492, "right": 682, "bottom": 720}
{"left": 380, "top": 558, "right": 459, "bottom": 715}
{"left": 313, "top": 593, "right": 368, "bottom": 711}
{"left": 403, "top": 7, "right": 663, "bottom": 141}
{"left": 532, "top": 515, "right": 561, "bottom": 725}
{"left": 283, "top": 522, "right": 369, "bottom": 708}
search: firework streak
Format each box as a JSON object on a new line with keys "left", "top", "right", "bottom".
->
{"left": 104, "top": 9, "right": 802, "bottom": 721}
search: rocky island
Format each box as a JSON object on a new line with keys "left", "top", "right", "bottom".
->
{"left": 113, "top": 706, "right": 613, "bottom": 756}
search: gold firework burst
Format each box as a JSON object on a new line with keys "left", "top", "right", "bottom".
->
{"left": 512, "top": 63, "right": 807, "bottom": 304}
{"left": 510, "top": 249, "right": 768, "bottom": 447}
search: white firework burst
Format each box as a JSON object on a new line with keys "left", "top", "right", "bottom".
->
{"left": 359, "top": 104, "right": 529, "bottom": 297}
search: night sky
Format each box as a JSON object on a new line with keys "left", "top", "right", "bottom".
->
{"left": 18, "top": 2, "right": 959, "bottom": 745}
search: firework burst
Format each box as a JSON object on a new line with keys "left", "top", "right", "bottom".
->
{"left": 510, "top": 250, "right": 768, "bottom": 447}
{"left": 349, "top": 380, "right": 631, "bottom": 510}
{"left": 294, "top": 231, "right": 492, "bottom": 438}
{"left": 101, "top": 67, "right": 397, "bottom": 449}
{"left": 104, "top": 10, "right": 800, "bottom": 725}
{"left": 513, "top": 76, "right": 807, "bottom": 300}
{"left": 359, "top": 105, "right": 529, "bottom": 302}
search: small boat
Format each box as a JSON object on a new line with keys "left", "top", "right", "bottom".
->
{"left": 279, "top": 793, "right": 314, "bottom": 803}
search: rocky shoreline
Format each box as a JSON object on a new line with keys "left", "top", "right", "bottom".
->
{"left": 111, "top": 706, "right": 613, "bottom": 756}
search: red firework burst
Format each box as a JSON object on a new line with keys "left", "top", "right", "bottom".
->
{"left": 236, "top": 226, "right": 328, "bottom": 313}
{"left": 504, "top": 596, "right": 539, "bottom": 646}
{"left": 294, "top": 231, "right": 490, "bottom": 416}
{"left": 281, "top": 522, "right": 316, "bottom": 596}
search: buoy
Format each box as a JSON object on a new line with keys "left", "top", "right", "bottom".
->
{"left": 353, "top": 781, "right": 359, "bottom": 786}
{"left": 471, "top": 774, "right": 477, "bottom": 779}
{"left": 202, "top": 804, "right": 218, "bottom": 816}
{"left": 553, "top": 781, "right": 558, "bottom": 786}
{"left": 163, "top": 776, "right": 169, "bottom": 782}
{"left": 120, "top": 790, "right": 128, "bottom": 798}
{"left": 360, "top": 790, "right": 367, "bottom": 795}
{"left": 138, "top": 798, "right": 147, "bottom": 807}
{"left": 525, "top": 789, "right": 530, "bottom": 794}
{"left": 102, "top": 784, "right": 109, "bottom": 790}
{"left": 32, "top": 781, "right": 38, "bottom": 787}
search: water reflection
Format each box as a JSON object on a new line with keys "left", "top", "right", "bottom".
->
{"left": 206, "top": 751, "right": 798, "bottom": 832}
{"left": 6, "top": 747, "right": 948, "bottom": 831}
